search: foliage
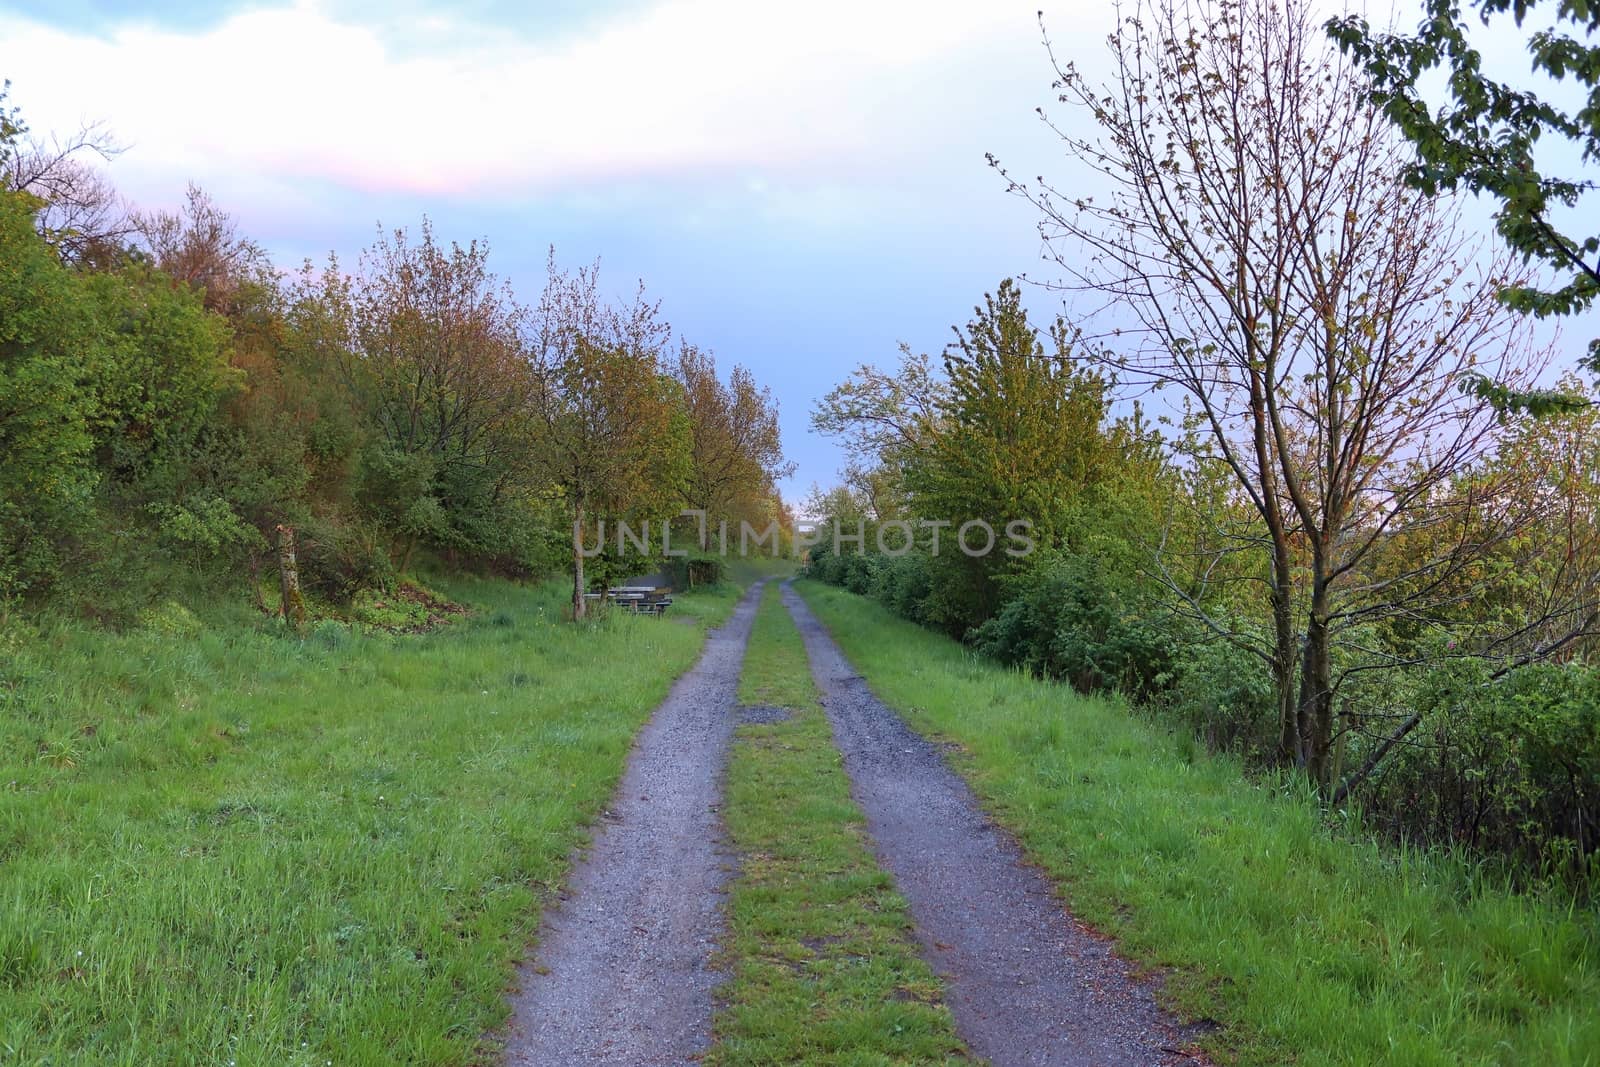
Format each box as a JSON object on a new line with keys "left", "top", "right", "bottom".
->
{"left": 971, "top": 553, "right": 1174, "bottom": 700}
{"left": 1161, "top": 630, "right": 1281, "bottom": 761}
{"left": 305, "top": 220, "right": 534, "bottom": 570}
{"left": 810, "top": 279, "right": 1117, "bottom": 635}
{"left": 146, "top": 495, "right": 262, "bottom": 564}
{"left": 1358, "top": 658, "right": 1600, "bottom": 883}
{"left": 0, "top": 87, "right": 791, "bottom": 624}
{"left": 676, "top": 343, "right": 793, "bottom": 537}
{"left": 0, "top": 190, "right": 101, "bottom": 598}
{"left": 1330, "top": 0, "right": 1600, "bottom": 396}
{"left": 523, "top": 255, "right": 694, "bottom": 617}
{"left": 908, "top": 279, "right": 1108, "bottom": 630}
{"left": 810, "top": 344, "right": 944, "bottom": 520}
{"left": 999, "top": 0, "right": 1548, "bottom": 789}
{"left": 82, "top": 261, "right": 233, "bottom": 490}
{"left": 295, "top": 513, "right": 395, "bottom": 601}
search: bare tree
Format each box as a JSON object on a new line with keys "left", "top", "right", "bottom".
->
{"left": 134, "top": 184, "right": 273, "bottom": 314}
{"left": 1, "top": 99, "right": 130, "bottom": 263}
{"left": 995, "top": 0, "right": 1547, "bottom": 788}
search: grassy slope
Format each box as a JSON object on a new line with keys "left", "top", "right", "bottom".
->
{"left": 709, "top": 583, "right": 967, "bottom": 1065}
{"left": 0, "top": 574, "right": 741, "bottom": 1066}
{"left": 796, "top": 581, "right": 1600, "bottom": 1067}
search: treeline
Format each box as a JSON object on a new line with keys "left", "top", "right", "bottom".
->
{"left": 807, "top": 0, "right": 1600, "bottom": 889}
{"left": 0, "top": 88, "right": 790, "bottom": 622}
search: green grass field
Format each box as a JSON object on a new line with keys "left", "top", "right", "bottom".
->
{"left": 795, "top": 580, "right": 1600, "bottom": 1067}
{"left": 709, "top": 583, "right": 967, "bottom": 1064}
{"left": 0, "top": 574, "right": 741, "bottom": 1065}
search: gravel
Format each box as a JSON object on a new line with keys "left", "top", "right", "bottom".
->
{"left": 502, "top": 580, "right": 767, "bottom": 1066}
{"left": 735, "top": 703, "right": 792, "bottom": 725}
{"left": 781, "top": 582, "right": 1209, "bottom": 1067}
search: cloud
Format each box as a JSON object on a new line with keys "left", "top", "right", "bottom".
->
{"left": 0, "top": 0, "right": 1028, "bottom": 198}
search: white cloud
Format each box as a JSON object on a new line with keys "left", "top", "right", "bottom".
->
{"left": 0, "top": 0, "right": 1041, "bottom": 198}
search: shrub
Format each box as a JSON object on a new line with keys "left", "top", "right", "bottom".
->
{"left": 137, "top": 598, "right": 204, "bottom": 639}
{"left": 295, "top": 516, "right": 394, "bottom": 601}
{"left": 872, "top": 552, "right": 936, "bottom": 625}
{"left": 147, "top": 496, "right": 263, "bottom": 566}
{"left": 804, "top": 544, "right": 847, "bottom": 586}
{"left": 971, "top": 554, "right": 1174, "bottom": 699}
{"left": 1161, "top": 632, "right": 1279, "bottom": 760}
{"left": 1358, "top": 659, "right": 1600, "bottom": 884}
{"left": 841, "top": 552, "right": 879, "bottom": 595}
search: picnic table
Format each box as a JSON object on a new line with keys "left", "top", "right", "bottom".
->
{"left": 582, "top": 586, "right": 674, "bottom": 616}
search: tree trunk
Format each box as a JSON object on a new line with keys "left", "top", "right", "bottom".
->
{"left": 1266, "top": 518, "right": 1301, "bottom": 767}
{"left": 276, "top": 524, "right": 307, "bottom": 632}
{"left": 1297, "top": 581, "right": 1337, "bottom": 791}
{"left": 571, "top": 502, "right": 587, "bottom": 621}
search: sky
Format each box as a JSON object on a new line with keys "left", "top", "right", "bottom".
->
{"left": 1, "top": 0, "right": 1594, "bottom": 505}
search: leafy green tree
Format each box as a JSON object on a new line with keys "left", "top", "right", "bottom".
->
{"left": 304, "top": 220, "right": 533, "bottom": 570}
{"left": 810, "top": 345, "right": 946, "bottom": 521}
{"left": 0, "top": 189, "right": 99, "bottom": 597}
{"left": 524, "top": 255, "right": 691, "bottom": 619}
{"left": 675, "top": 343, "right": 793, "bottom": 540}
{"left": 1329, "top": 1, "right": 1599, "bottom": 407}
{"left": 909, "top": 280, "right": 1109, "bottom": 631}
{"left": 915, "top": 281, "right": 1105, "bottom": 549}
{"left": 81, "top": 263, "right": 233, "bottom": 491}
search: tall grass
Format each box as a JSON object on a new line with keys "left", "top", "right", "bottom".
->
{"left": 0, "top": 575, "right": 740, "bottom": 1065}
{"left": 796, "top": 581, "right": 1600, "bottom": 1067}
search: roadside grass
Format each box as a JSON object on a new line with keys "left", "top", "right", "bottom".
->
{"left": 0, "top": 574, "right": 741, "bottom": 1066}
{"left": 709, "top": 583, "right": 967, "bottom": 1065}
{"left": 795, "top": 581, "right": 1600, "bottom": 1067}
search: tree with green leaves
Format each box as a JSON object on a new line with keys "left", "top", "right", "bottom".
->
{"left": 0, "top": 188, "right": 99, "bottom": 598}
{"left": 305, "top": 220, "right": 533, "bottom": 570}
{"left": 524, "top": 254, "right": 691, "bottom": 619}
{"left": 1329, "top": 1, "right": 1599, "bottom": 409}
{"left": 675, "top": 342, "right": 793, "bottom": 540}
{"left": 811, "top": 344, "right": 947, "bottom": 522}
{"left": 907, "top": 280, "right": 1108, "bottom": 629}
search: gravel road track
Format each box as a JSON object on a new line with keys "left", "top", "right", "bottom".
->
{"left": 502, "top": 580, "right": 766, "bottom": 1066}
{"left": 782, "top": 582, "right": 1207, "bottom": 1067}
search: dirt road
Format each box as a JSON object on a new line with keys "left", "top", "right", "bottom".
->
{"left": 502, "top": 581, "right": 765, "bottom": 1066}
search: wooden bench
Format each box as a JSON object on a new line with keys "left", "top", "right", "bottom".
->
{"left": 582, "top": 586, "right": 675, "bottom": 616}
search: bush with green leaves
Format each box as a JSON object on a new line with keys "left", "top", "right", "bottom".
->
{"left": 1357, "top": 659, "right": 1600, "bottom": 884}
{"left": 870, "top": 552, "right": 936, "bottom": 625}
{"left": 1159, "top": 629, "right": 1280, "bottom": 761}
{"left": 0, "top": 191, "right": 99, "bottom": 598}
{"left": 295, "top": 515, "right": 395, "bottom": 601}
{"left": 971, "top": 553, "right": 1174, "bottom": 699}
{"left": 840, "top": 552, "right": 880, "bottom": 595}
{"left": 146, "top": 496, "right": 263, "bottom": 566}
{"left": 802, "top": 543, "right": 847, "bottom": 586}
